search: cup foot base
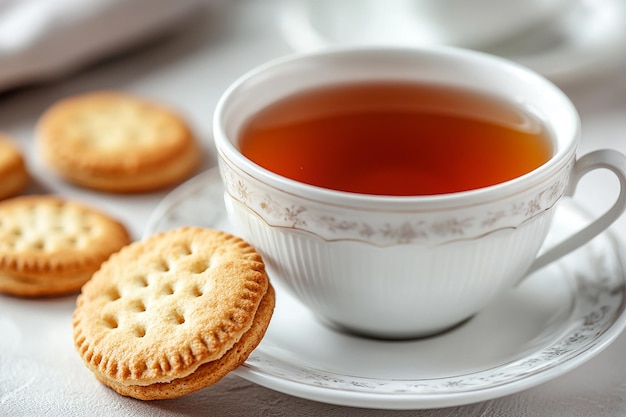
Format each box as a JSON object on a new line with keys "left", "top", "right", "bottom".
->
{"left": 316, "top": 315, "right": 476, "bottom": 341}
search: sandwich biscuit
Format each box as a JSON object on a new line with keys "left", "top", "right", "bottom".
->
{"left": 72, "top": 227, "right": 274, "bottom": 400}
{"left": 37, "top": 91, "right": 201, "bottom": 193}
{"left": 0, "top": 195, "right": 131, "bottom": 297}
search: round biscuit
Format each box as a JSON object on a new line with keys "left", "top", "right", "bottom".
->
{"left": 95, "top": 284, "right": 275, "bottom": 400}
{"left": 0, "top": 135, "right": 29, "bottom": 200}
{"left": 37, "top": 91, "right": 201, "bottom": 193}
{"left": 0, "top": 195, "right": 131, "bottom": 297}
{"left": 72, "top": 227, "right": 271, "bottom": 395}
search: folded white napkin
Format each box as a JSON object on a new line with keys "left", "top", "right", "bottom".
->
{"left": 0, "top": 0, "right": 202, "bottom": 91}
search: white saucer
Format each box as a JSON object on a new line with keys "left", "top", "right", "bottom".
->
{"left": 279, "top": 0, "right": 626, "bottom": 83}
{"left": 145, "top": 168, "right": 626, "bottom": 410}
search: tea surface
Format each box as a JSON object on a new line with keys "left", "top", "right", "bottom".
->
{"left": 239, "top": 81, "right": 552, "bottom": 196}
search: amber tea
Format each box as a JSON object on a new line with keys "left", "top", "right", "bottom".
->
{"left": 238, "top": 81, "right": 553, "bottom": 196}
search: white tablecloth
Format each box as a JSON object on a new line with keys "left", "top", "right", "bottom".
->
{"left": 2, "top": 1, "right": 626, "bottom": 415}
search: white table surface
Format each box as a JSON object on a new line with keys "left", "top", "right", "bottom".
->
{"left": 2, "top": 1, "right": 626, "bottom": 415}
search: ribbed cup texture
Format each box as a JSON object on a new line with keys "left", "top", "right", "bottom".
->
{"left": 226, "top": 195, "right": 553, "bottom": 339}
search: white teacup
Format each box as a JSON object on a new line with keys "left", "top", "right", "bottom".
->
{"left": 213, "top": 47, "right": 626, "bottom": 339}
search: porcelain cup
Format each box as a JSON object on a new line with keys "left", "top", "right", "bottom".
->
{"left": 213, "top": 47, "right": 626, "bottom": 339}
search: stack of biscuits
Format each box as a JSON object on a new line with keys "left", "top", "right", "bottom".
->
{"left": 0, "top": 91, "right": 275, "bottom": 399}
{"left": 0, "top": 132, "right": 132, "bottom": 297}
{"left": 0, "top": 91, "right": 203, "bottom": 297}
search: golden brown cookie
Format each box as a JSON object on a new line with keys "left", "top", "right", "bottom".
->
{"left": 0, "top": 195, "right": 131, "bottom": 297}
{"left": 72, "top": 227, "right": 274, "bottom": 400}
{"left": 0, "top": 134, "right": 29, "bottom": 200}
{"left": 37, "top": 91, "right": 202, "bottom": 193}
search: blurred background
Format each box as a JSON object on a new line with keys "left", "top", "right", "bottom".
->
{"left": 2, "top": 1, "right": 626, "bottom": 416}
{"left": 2, "top": 0, "right": 625, "bottom": 237}
{"left": 1, "top": 0, "right": 624, "bottom": 93}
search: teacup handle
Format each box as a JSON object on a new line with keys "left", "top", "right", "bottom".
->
{"left": 526, "top": 149, "right": 626, "bottom": 276}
